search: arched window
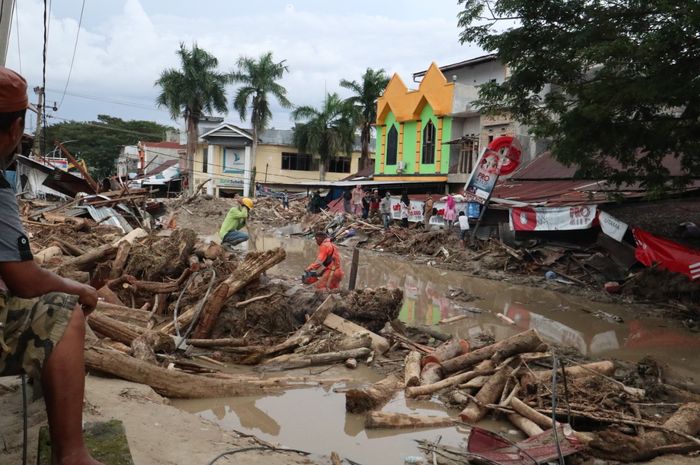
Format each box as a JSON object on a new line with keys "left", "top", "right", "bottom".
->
{"left": 386, "top": 125, "right": 398, "bottom": 165}
{"left": 422, "top": 120, "right": 436, "bottom": 164}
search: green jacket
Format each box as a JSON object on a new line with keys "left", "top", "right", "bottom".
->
{"left": 219, "top": 206, "right": 248, "bottom": 239}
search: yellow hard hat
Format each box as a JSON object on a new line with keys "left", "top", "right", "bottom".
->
{"left": 240, "top": 197, "right": 254, "bottom": 209}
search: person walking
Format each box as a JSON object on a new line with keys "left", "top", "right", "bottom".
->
{"left": 219, "top": 197, "right": 253, "bottom": 248}
{"left": 458, "top": 211, "right": 470, "bottom": 248}
{"left": 400, "top": 192, "right": 410, "bottom": 228}
{"left": 0, "top": 66, "right": 107, "bottom": 465}
{"left": 305, "top": 231, "right": 344, "bottom": 291}
{"left": 443, "top": 194, "right": 457, "bottom": 230}
{"left": 380, "top": 192, "right": 392, "bottom": 230}
{"left": 282, "top": 189, "right": 289, "bottom": 210}
{"left": 423, "top": 194, "right": 434, "bottom": 228}
{"left": 351, "top": 184, "right": 364, "bottom": 216}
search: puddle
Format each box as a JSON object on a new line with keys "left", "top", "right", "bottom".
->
{"left": 177, "top": 228, "right": 700, "bottom": 464}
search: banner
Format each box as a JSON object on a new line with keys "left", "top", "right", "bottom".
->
{"left": 389, "top": 198, "right": 467, "bottom": 224}
{"left": 509, "top": 205, "right": 597, "bottom": 231}
{"left": 598, "top": 211, "right": 628, "bottom": 242}
{"left": 633, "top": 228, "right": 700, "bottom": 281}
{"left": 462, "top": 136, "right": 522, "bottom": 205}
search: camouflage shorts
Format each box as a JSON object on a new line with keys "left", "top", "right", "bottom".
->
{"left": 0, "top": 292, "right": 77, "bottom": 383}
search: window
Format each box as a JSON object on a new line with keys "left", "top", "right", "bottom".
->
{"left": 386, "top": 125, "right": 398, "bottom": 165}
{"left": 327, "top": 156, "right": 351, "bottom": 173}
{"left": 422, "top": 120, "right": 436, "bottom": 164}
{"left": 459, "top": 137, "right": 479, "bottom": 174}
{"left": 202, "top": 146, "right": 208, "bottom": 174}
{"left": 281, "top": 152, "right": 319, "bottom": 171}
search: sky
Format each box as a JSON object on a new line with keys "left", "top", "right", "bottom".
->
{"left": 6, "top": 0, "right": 484, "bottom": 133}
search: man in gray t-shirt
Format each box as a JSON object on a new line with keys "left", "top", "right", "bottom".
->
{"left": 0, "top": 67, "right": 106, "bottom": 465}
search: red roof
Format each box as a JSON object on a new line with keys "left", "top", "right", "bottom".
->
{"left": 142, "top": 141, "right": 185, "bottom": 149}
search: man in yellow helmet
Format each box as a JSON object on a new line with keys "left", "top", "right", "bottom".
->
{"left": 219, "top": 197, "right": 253, "bottom": 248}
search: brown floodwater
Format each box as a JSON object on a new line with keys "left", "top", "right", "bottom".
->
{"left": 177, "top": 229, "right": 700, "bottom": 464}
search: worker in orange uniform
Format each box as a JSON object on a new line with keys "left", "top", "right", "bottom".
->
{"left": 304, "top": 231, "right": 344, "bottom": 291}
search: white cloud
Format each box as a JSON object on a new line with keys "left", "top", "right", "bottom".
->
{"left": 6, "top": 0, "right": 483, "bottom": 130}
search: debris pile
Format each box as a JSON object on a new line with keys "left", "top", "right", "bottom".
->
{"left": 248, "top": 196, "right": 310, "bottom": 227}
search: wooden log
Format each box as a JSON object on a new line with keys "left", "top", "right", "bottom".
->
{"left": 345, "top": 374, "right": 403, "bottom": 413}
{"left": 521, "top": 361, "right": 615, "bottom": 387}
{"left": 88, "top": 312, "right": 143, "bottom": 345}
{"left": 410, "top": 325, "right": 451, "bottom": 342}
{"left": 51, "top": 237, "right": 86, "bottom": 256}
{"left": 186, "top": 337, "right": 248, "bottom": 348}
{"left": 84, "top": 347, "right": 322, "bottom": 398}
{"left": 34, "top": 246, "right": 63, "bottom": 265}
{"left": 459, "top": 375, "right": 490, "bottom": 390}
{"left": 334, "top": 333, "right": 373, "bottom": 352}
{"left": 507, "top": 413, "right": 544, "bottom": 437}
{"left": 365, "top": 411, "right": 456, "bottom": 429}
{"left": 192, "top": 247, "right": 286, "bottom": 338}
{"left": 194, "top": 241, "right": 225, "bottom": 260}
{"left": 63, "top": 242, "right": 117, "bottom": 271}
{"left": 441, "top": 329, "right": 543, "bottom": 374}
{"left": 405, "top": 351, "right": 422, "bottom": 388}
{"left": 421, "top": 339, "right": 470, "bottom": 367}
{"left": 262, "top": 347, "right": 372, "bottom": 370}
{"left": 96, "top": 286, "right": 124, "bottom": 306}
{"left": 420, "top": 362, "right": 443, "bottom": 386}
{"left": 324, "top": 312, "right": 390, "bottom": 354}
{"left": 94, "top": 301, "right": 152, "bottom": 325}
{"left": 110, "top": 240, "right": 131, "bottom": 279}
{"left": 510, "top": 397, "right": 554, "bottom": 430}
{"left": 460, "top": 364, "right": 511, "bottom": 423}
{"left": 407, "top": 361, "right": 495, "bottom": 398}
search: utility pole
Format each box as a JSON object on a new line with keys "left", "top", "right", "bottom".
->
{"left": 32, "top": 86, "right": 44, "bottom": 156}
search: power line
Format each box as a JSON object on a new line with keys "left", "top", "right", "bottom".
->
{"left": 58, "top": 0, "right": 86, "bottom": 109}
{"left": 13, "top": 0, "right": 21, "bottom": 74}
{"left": 46, "top": 88, "right": 171, "bottom": 113}
{"left": 45, "top": 113, "right": 167, "bottom": 138}
{"left": 41, "top": 0, "right": 48, "bottom": 158}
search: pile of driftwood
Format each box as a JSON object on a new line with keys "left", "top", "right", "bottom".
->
{"left": 248, "top": 196, "right": 310, "bottom": 227}
{"left": 341, "top": 328, "right": 700, "bottom": 463}
{"left": 23, "top": 211, "right": 404, "bottom": 399}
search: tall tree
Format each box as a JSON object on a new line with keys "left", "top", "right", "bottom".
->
{"left": 457, "top": 0, "right": 700, "bottom": 193}
{"left": 340, "top": 68, "right": 389, "bottom": 171}
{"left": 155, "top": 43, "right": 230, "bottom": 190}
{"left": 45, "top": 115, "right": 171, "bottom": 179}
{"left": 231, "top": 52, "right": 292, "bottom": 194}
{"left": 292, "top": 93, "right": 356, "bottom": 181}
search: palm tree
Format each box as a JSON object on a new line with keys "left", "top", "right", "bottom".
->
{"left": 340, "top": 68, "right": 390, "bottom": 170}
{"left": 231, "top": 52, "right": 292, "bottom": 193}
{"left": 292, "top": 93, "right": 356, "bottom": 181}
{"left": 155, "top": 43, "right": 230, "bottom": 191}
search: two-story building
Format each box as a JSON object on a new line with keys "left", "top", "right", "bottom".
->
{"left": 375, "top": 55, "right": 547, "bottom": 191}
{"left": 191, "top": 121, "right": 370, "bottom": 197}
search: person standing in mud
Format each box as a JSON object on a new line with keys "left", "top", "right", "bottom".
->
{"left": 423, "top": 194, "right": 434, "bottom": 228}
{"left": 369, "top": 189, "right": 380, "bottom": 220}
{"left": 444, "top": 194, "right": 457, "bottom": 231}
{"left": 380, "top": 191, "right": 392, "bottom": 230}
{"left": 282, "top": 189, "right": 289, "bottom": 210}
{"left": 0, "top": 67, "right": 107, "bottom": 465}
{"left": 351, "top": 184, "right": 364, "bottom": 216}
{"left": 400, "top": 192, "right": 410, "bottom": 228}
{"left": 305, "top": 231, "right": 344, "bottom": 291}
{"left": 342, "top": 188, "right": 352, "bottom": 213}
{"left": 219, "top": 197, "right": 254, "bottom": 248}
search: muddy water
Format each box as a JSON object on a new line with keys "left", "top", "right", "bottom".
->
{"left": 177, "top": 229, "right": 700, "bottom": 464}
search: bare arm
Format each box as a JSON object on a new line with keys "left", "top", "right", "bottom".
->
{"left": 0, "top": 260, "right": 97, "bottom": 311}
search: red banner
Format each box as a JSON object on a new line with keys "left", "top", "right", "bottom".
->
{"left": 633, "top": 228, "right": 700, "bottom": 280}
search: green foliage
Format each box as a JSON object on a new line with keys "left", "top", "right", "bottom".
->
{"left": 457, "top": 0, "right": 700, "bottom": 191}
{"left": 231, "top": 52, "right": 292, "bottom": 136}
{"left": 44, "top": 115, "right": 171, "bottom": 179}
{"left": 292, "top": 93, "right": 356, "bottom": 180}
{"left": 340, "top": 68, "right": 389, "bottom": 164}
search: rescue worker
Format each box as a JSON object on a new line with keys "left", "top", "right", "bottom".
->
{"left": 305, "top": 231, "right": 344, "bottom": 291}
{"left": 219, "top": 197, "right": 253, "bottom": 248}
{"left": 0, "top": 66, "right": 106, "bottom": 465}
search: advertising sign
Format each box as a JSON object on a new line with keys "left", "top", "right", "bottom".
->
{"left": 599, "top": 211, "right": 628, "bottom": 242}
{"left": 509, "top": 205, "right": 597, "bottom": 231}
{"left": 462, "top": 136, "right": 522, "bottom": 205}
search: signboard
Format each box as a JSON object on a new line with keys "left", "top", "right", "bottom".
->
{"left": 509, "top": 205, "right": 597, "bottom": 231}
{"left": 599, "top": 211, "right": 628, "bottom": 242}
{"left": 223, "top": 148, "right": 244, "bottom": 174}
{"left": 462, "top": 136, "right": 522, "bottom": 205}
{"left": 389, "top": 198, "right": 468, "bottom": 225}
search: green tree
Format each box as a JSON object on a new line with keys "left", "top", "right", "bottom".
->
{"left": 44, "top": 115, "right": 171, "bottom": 179}
{"left": 457, "top": 0, "right": 700, "bottom": 192}
{"left": 231, "top": 52, "right": 292, "bottom": 194}
{"left": 292, "top": 93, "right": 356, "bottom": 181}
{"left": 340, "top": 68, "right": 389, "bottom": 171}
{"left": 155, "top": 43, "right": 230, "bottom": 190}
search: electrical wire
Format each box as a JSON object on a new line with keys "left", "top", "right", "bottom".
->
{"left": 41, "top": 0, "right": 48, "bottom": 158}
{"left": 57, "top": 0, "right": 86, "bottom": 109}
{"left": 550, "top": 354, "right": 566, "bottom": 465}
{"left": 205, "top": 445, "right": 311, "bottom": 465}
{"left": 12, "top": 0, "right": 21, "bottom": 74}
{"left": 172, "top": 268, "right": 217, "bottom": 350}
{"left": 21, "top": 374, "right": 28, "bottom": 465}
{"left": 46, "top": 88, "right": 172, "bottom": 113}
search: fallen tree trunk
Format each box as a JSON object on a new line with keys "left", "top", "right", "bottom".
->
{"left": 365, "top": 411, "right": 456, "bottom": 429}
{"left": 441, "top": 329, "right": 543, "bottom": 374}
{"left": 404, "top": 351, "right": 422, "bottom": 388}
{"left": 192, "top": 247, "right": 286, "bottom": 338}
{"left": 34, "top": 246, "right": 62, "bottom": 265}
{"left": 94, "top": 301, "right": 152, "bottom": 325}
{"left": 510, "top": 397, "right": 554, "bottom": 430}
{"left": 346, "top": 374, "right": 402, "bottom": 413}
{"left": 84, "top": 347, "right": 323, "bottom": 398}
{"left": 521, "top": 361, "right": 615, "bottom": 387}
{"left": 507, "top": 413, "right": 544, "bottom": 437}
{"left": 186, "top": 337, "right": 248, "bottom": 348}
{"left": 87, "top": 312, "right": 143, "bottom": 345}
{"left": 407, "top": 360, "right": 494, "bottom": 398}
{"left": 421, "top": 339, "right": 470, "bottom": 367}
{"left": 110, "top": 240, "right": 131, "bottom": 279}
{"left": 420, "top": 362, "right": 443, "bottom": 386}
{"left": 262, "top": 347, "right": 371, "bottom": 370}
{"left": 460, "top": 364, "right": 511, "bottom": 423}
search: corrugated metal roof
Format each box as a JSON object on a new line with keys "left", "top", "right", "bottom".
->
{"left": 85, "top": 205, "right": 133, "bottom": 234}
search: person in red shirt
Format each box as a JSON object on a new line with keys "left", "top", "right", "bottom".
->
{"left": 306, "top": 231, "right": 344, "bottom": 291}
